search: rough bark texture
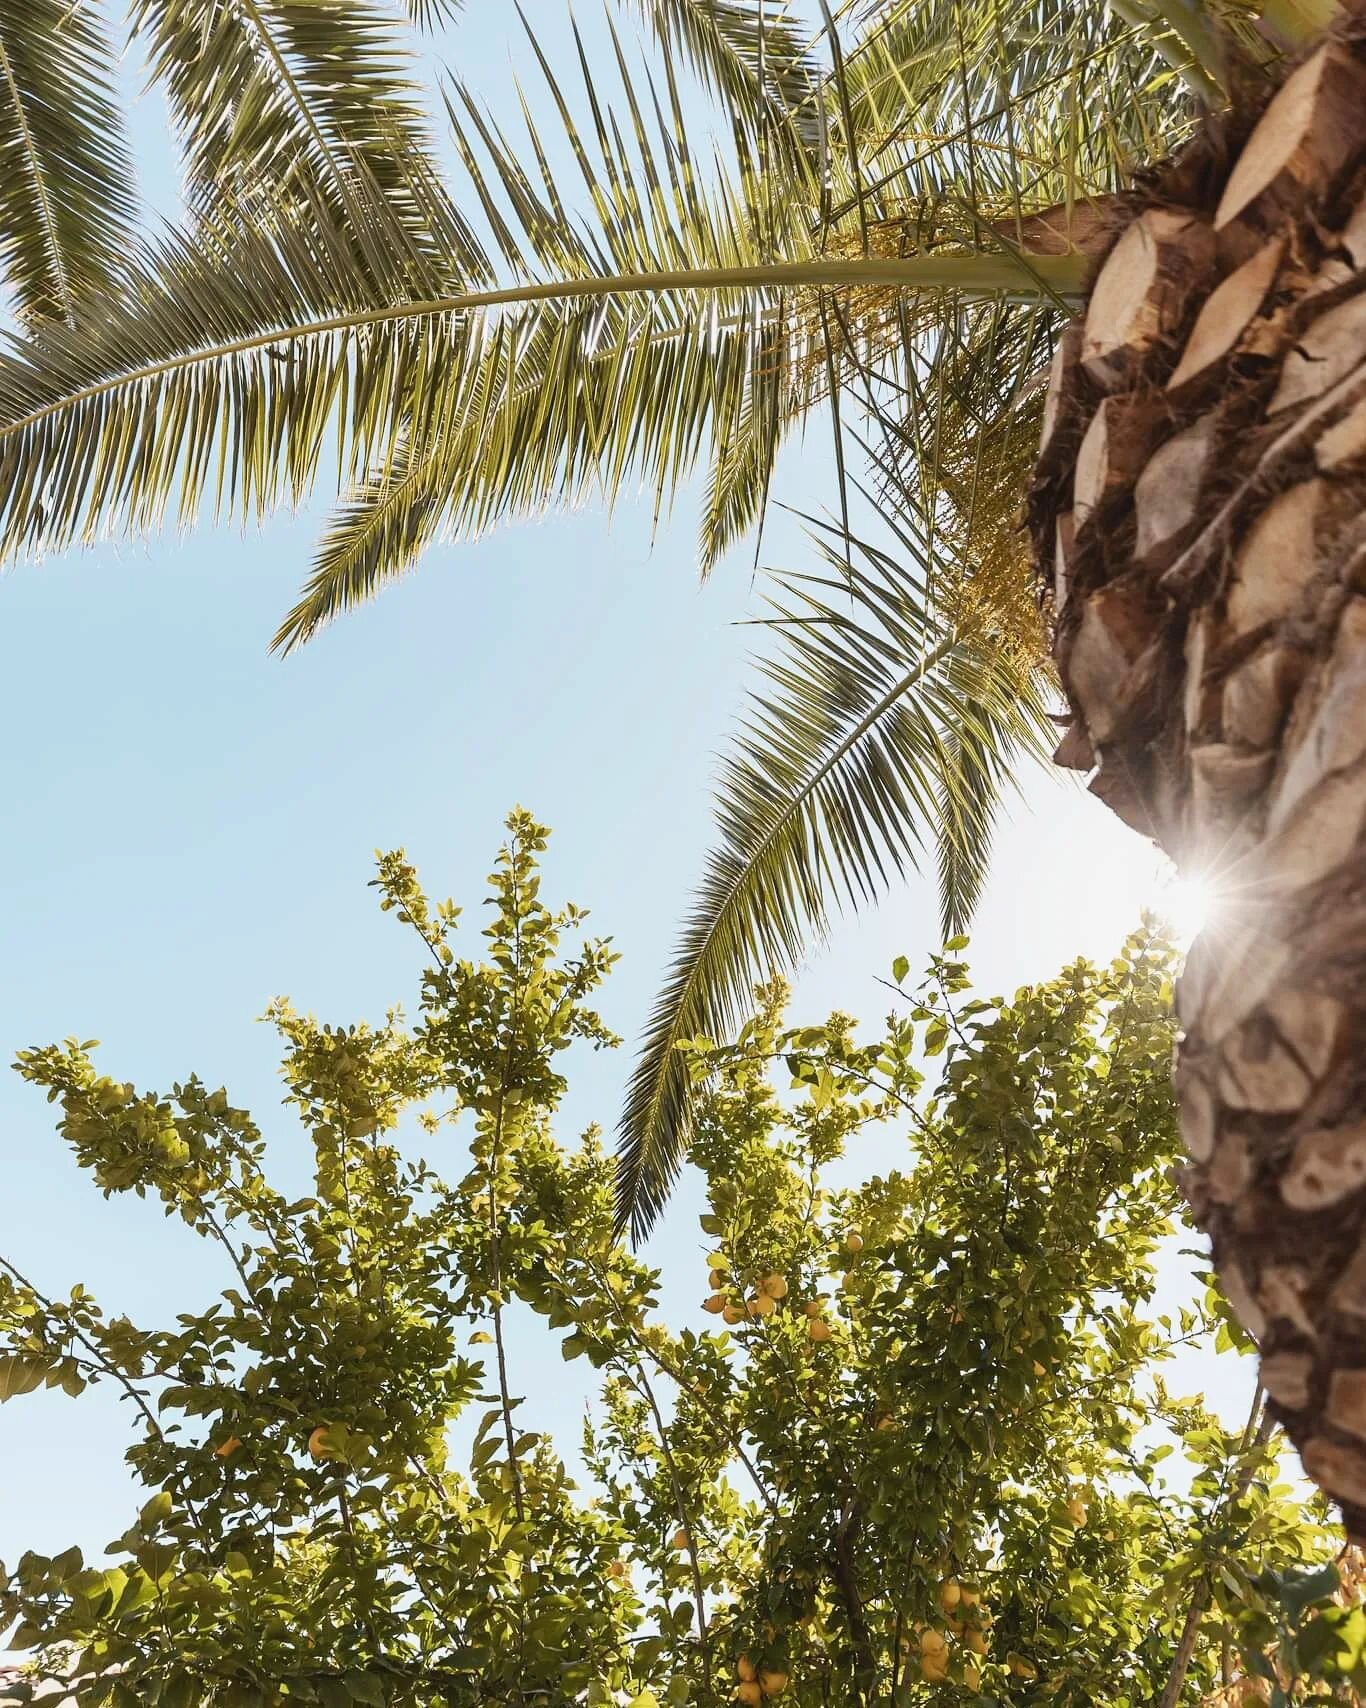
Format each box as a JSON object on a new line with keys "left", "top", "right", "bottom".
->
{"left": 1030, "top": 14, "right": 1366, "bottom": 1536}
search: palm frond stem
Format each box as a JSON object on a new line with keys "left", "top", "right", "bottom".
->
{"left": 0, "top": 252, "right": 1088, "bottom": 447}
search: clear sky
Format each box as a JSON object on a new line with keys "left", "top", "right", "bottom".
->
{"left": 0, "top": 3, "right": 1255, "bottom": 1577}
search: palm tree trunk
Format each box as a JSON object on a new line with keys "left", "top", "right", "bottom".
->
{"left": 1031, "top": 19, "right": 1366, "bottom": 1534}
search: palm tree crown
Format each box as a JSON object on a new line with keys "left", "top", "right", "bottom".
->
{"left": 0, "top": 0, "right": 1283, "bottom": 1235}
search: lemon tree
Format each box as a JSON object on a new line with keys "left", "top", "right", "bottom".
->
{"left": 0, "top": 817, "right": 1353, "bottom": 1707}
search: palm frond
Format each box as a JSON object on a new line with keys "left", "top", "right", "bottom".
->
{"left": 615, "top": 478, "right": 1053, "bottom": 1237}
{"left": 0, "top": 187, "right": 484, "bottom": 558}
{"left": 281, "top": 13, "right": 1111, "bottom": 646}
{"left": 0, "top": 183, "right": 1077, "bottom": 580}
{"left": 624, "top": 0, "right": 825, "bottom": 150}
{"left": 128, "top": 0, "right": 440, "bottom": 232}
{"left": 0, "top": 0, "right": 1202, "bottom": 637}
{"left": 405, "top": 0, "right": 462, "bottom": 29}
{"left": 279, "top": 291, "right": 786, "bottom": 646}
{"left": 820, "top": 0, "right": 1210, "bottom": 230}
{"left": 697, "top": 315, "right": 790, "bottom": 573}
{"left": 0, "top": 0, "right": 135, "bottom": 323}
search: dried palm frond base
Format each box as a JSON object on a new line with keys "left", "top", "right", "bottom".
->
{"left": 1030, "top": 11, "right": 1366, "bottom": 1532}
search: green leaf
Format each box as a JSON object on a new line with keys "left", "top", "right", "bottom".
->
{"left": 1283, "top": 1564, "right": 1342, "bottom": 1616}
{"left": 616, "top": 460, "right": 1051, "bottom": 1234}
{"left": 0, "top": 1354, "right": 46, "bottom": 1401}
{"left": 892, "top": 956, "right": 909, "bottom": 984}
{"left": 0, "top": 0, "right": 134, "bottom": 321}
{"left": 624, "top": 1, "right": 821, "bottom": 152}
{"left": 345, "top": 1677, "right": 387, "bottom": 1707}
{"left": 127, "top": 0, "right": 440, "bottom": 240}
{"left": 139, "top": 1491, "right": 174, "bottom": 1530}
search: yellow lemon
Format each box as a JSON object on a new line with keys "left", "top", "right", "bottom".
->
{"left": 759, "top": 1671, "right": 788, "bottom": 1698}
{"left": 723, "top": 1303, "right": 746, "bottom": 1325}
{"left": 736, "top": 1657, "right": 757, "bottom": 1683}
{"left": 214, "top": 1436, "right": 241, "bottom": 1459}
{"left": 749, "top": 1293, "right": 776, "bottom": 1317}
{"left": 735, "top": 1684, "right": 763, "bottom": 1706}
{"left": 843, "top": 1231, "right": 864, "bottom": 1254}
{"left": 760, "top": 1273, "right": 789, "bottom": 1300}
{"left": 807, "top": 1317, "right": 832, "bottom": 1343}
{"left": 703, "top": 1293, "right": 727, "bottom": 1314}
{"left": 938, "top": 1579, "right": 961, "bottom": 1612}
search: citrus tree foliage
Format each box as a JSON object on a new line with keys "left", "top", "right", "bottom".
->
{"left": 0, "top": 815, "right": 1352, "bottom": 1706}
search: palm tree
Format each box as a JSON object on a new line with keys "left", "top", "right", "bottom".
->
{"left": 0, "top": 0, "right": 1354, "bottom": 1520}
{"left": 1030, "top": 6, "right": 1366, "bottom": 1538}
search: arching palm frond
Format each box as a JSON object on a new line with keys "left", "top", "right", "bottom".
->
{"left": 276, "top": 18, "right": 818, "bottom": 647}
{"left": 128, "top": 0, "right": 441, "bottom": 236}
{"left": 615, "top": 472, "right": 1053, "bottom": 1237}
{"left": 0, "top": 169, "right": 1075, "bottom": 581}
{"left": 278, "top": 291, "right": 792, "bottom": 647}
{"left": 0, "top": 0, "right": 1207, "bottom": 622}
{"left": 0, "top": 186, "right": 485, "bottom": 559}
{"left": 0, "top": 0, "right": 134, "bottom": 323}
{"left": 280, "top": 15, "right": 1093, "bottom": 648}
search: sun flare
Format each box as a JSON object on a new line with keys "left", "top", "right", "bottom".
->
{"left": 1148, "top": 869, "right": 1218, "bottom": 950}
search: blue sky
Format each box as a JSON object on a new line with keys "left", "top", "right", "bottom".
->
{"left": 0, "top": 3, "right": 1254, "bottom": 1574}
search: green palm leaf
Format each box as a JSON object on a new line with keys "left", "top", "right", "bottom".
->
{"left": 615, "top": 480, "right": 1053, "bottom": 1237}
{"left": 0, "top": 0, "right": 134, "bottom": 323}
{"left": 0, "top": 179, "right": 1078, "bottom": 571}
{"left": 405, "top": 0, "right": 463, "bottom": 28}
{"left": 285, "top": 6, "right": 1127, "bottom": 648}
{"left": 128, "top": 0, "right": 440, "bottom": 229}
{"left": 0, "top": 188, "right": 483, "bottom": 556}
{"left": 276, "top": 295, "right": 784, "bottom": 648}
{"left": 625, "top": 0, "right": 824, "bottom": 149}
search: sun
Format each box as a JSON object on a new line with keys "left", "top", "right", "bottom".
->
{"left": 1148, "top": 867, "right": 1218, "bottom": 950}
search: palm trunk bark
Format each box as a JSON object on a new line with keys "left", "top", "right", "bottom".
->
{"left": 1031, "top": 13, "right": 1366, "bottom": 1534}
